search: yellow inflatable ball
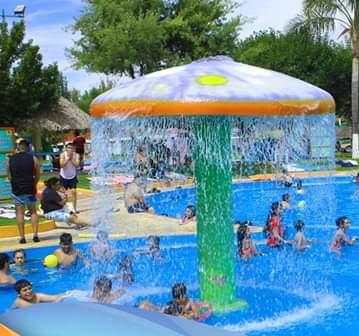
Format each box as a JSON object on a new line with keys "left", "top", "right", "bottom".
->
{"left": 44, "top": 254, "right": 58, "bottom": 268}
{"left": 297, "top": 200, "right": 306, "bottom": 209}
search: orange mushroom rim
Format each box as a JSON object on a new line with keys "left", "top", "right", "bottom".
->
{"left": 90, "top": 99, "right": 335, "bottom": 118}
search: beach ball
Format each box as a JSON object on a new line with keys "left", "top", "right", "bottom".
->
{"left": 44, "top": 255, "right": 58, "bottom": 268}
{"left": 297, "top": 200, "right": 306, "bottom": 209}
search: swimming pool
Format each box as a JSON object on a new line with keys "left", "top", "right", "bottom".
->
{"left": 1, "top": 176, "right": 359, "bottom": 336}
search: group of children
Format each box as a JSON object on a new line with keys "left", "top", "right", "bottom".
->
{"left": 2, "top": 174, "right": 359, "bottom": 317}
{"left": 1, "top": 231, "right": 207, "bottom": 320}
{"left": 236, "top": 177, "right": 358, "bottom": 259}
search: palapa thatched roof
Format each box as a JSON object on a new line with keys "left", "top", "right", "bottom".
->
{"left": 19, "top": 97, "right": 90, "bottom": 132}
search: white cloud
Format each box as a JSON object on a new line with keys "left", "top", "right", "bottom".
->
{"left": 238, "top": 0, "right": 303, "bottom": 38}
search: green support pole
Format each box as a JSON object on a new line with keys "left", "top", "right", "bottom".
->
{"left": 193, "top": 117, "right": 247, "bottom": 313}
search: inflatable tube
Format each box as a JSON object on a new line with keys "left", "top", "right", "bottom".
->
{"left": 0, "top": 302, "right": 240, "bottom": 336}
{"left": 193, "top": 302, "right": 212, "bottom": 321}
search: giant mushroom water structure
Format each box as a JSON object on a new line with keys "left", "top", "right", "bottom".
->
{"left": 90, "top": 56, "right": 335, "bottom": 312}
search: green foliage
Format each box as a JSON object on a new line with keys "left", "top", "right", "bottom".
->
{"left": 69, "top": 0, "right": 242, "bottom": 77}
{"left": 0, "top": 20, "right": 63, "bottom": 125}
{"left": 234, "top": 29, "right": 352, "bottom": 118}
{"left": 69, "top": 80, "right": 114, "bottom": 113}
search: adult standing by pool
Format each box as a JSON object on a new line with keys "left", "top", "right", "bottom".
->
{"left": 59, "top": 143, "right": 79, "bottom": 213}
{"left": 72, "top": 130, "right": 86, "bottom": 171}
{"left": 7, "top": 139, "right": 40, "bottom": 244}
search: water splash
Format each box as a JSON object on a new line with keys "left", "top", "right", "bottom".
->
{"left": 224, "top": 293, "right": 341, "bottom": 333}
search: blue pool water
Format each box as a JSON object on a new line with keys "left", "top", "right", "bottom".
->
{"left": 1, "top": 176, "right": 359, "bottom": 336}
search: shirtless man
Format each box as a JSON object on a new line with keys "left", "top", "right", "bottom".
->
{"left": 124, "top": 175, "right": 154, "bottom": 214}
{"left": 0, "top": 253, "right": 16, "bottom": 285}
{"left": 53, "top": 233, "right": 89, "bottom": 267}
{"left": 13, "top": 279, "right": 64, "bottom": 308}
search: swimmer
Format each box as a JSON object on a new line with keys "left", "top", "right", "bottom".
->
{"left": 118, "top": 256, "right": 134, "bottom": 286}
{"left": 296, "top": 179, "right": 305, "bottom": 194}
{"left": 13, "top": 249, "right": 26, "bottom": 268}
{"left": 92, "top": 275, "right": 125, "bottom": 304}
{"left": 236, "top": 221, "right": 263, "bottom": 259}
{"left": 10, "top": 249, "right": 35, "bottom": 275}
{"left": 0, "top": 253, "right": 16, "bottom": 285}
{"left": 53, "top": 233, "right": 89, "bottom": 267}
{"left": 280, "top": 168, "right": 293, "bottom": 187}
{"left": 280, "top": 193, "right": 290, "bottom": 211}
{"left": 179, "top": 205, "right": 196, "bottom": 225}
{"left": 147, "top": 235, "right": 161, "bottom": 258}
{"left": 91, "top": 231, "right": 112, "bottom": 261}
{"left": 293, "top": 220, "right": 310, "bottom": 251}
{"left": 267, "top": 204, "right": 288, "bottom": 247}
{"left": 166, "top": 283, "right": 201, "bottom": 320}
{"left": 139, "top": 283, "right": 197, "bottom": 318}
{"left": 331, "top": 216, "right": 358, "bottom": 255}
{"left": 12, "top": 279, "right": 64, "bottom": 308}
{"left": 134, "top": 235, "right": 161, "bottom": 258}
{"left": 353, "top": 173, "right": 359, "bottom": 183}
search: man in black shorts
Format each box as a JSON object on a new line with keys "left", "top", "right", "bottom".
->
{"left": 7, "top": 139, "right": 40, "bottom": 243}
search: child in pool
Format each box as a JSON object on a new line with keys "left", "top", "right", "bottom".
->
{"left": 267, "top": 204, "right": 287, "bottom": 247}
{"left": 280, "top": 168, "right": 293, "bottom": 187}
{"left": 13, "top": 249, "right": 26, "bottom": 268}
{"left": 139, "top": 283, "right": 198, "bottom": 318}
{"left": 293, "top": 220, "right": 310, "bottom": 251}
{"left": 331, "top": 216, "right": 358, "bottom": 255}
{"left": 92, "top": 275, "right": 125, "bottom": 304}
{"left": 167, "top": 283, "right": 211, "bottom": 320}
{"left": 110, "top": 255, "right": 134, "bottom": 286}
{"left": 10, "top": 249, "right": 36, "bottom": 275}
{"left": 0, "top": 253, "right": 16, "bottom": 285}
{"left": 13, "top": 279, "right": 65, "bottom": 308}
{"left": 134, "top": 235, "right": 161, "bottom": 258}
{"left": 118, "top": 256, "right": 134, "bottom": 285}
{"left": 147, "top": 235, "right": 161, "bottom": 258}
{"left": 91, "top": 231, "right": 112, "bottom": 261}
{"left": 296, "top": 179, "right": 305, "bottom": 194}
{"left": 236, "top": 221, "right": 263, "bottom": 259}
{"left": 280, "top": 193, "right": 291, "bottom": 211}
{"left": 53, "top": 233, "right": 89, "bottom": 267}
{"left": 179, "top": 205, "right": 196, "bottom": 225}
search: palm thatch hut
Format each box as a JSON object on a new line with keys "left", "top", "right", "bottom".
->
{"left": 18, "top": 97, "right": 90, "bottom": 150}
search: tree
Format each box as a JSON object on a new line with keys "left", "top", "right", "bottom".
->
{"left": 288, "top": 0, "right": 359, "bottom": 157}
{"left": 69, "top": 80, "right": 114, "bottom": 113}
{"left": 234, "top": 29, "right": 351, "bottom": 118}
{"left": 0, "top": 20, "right": 62, "bottom": 125}
{"left": 69, "top": 0, "right": 243, "bottom": 78}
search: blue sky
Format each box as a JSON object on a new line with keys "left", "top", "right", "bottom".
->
{"left": 2, "top": 0, "right": 304, "bottom": 92}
